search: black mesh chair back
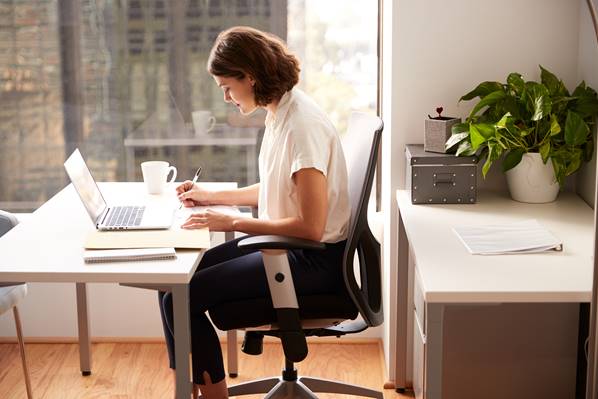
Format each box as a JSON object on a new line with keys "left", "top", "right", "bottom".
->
{"left": 342, "top": 112, "right": 384, "bottom": 327}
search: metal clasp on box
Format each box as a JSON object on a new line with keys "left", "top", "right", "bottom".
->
{"left": 433, "top": 173, "right": 456, "bottom": 187}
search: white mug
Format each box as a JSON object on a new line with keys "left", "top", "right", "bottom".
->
{"left": 141, "top": 161, "right": 177, "bottom": 194}
{"left": 192, "top": 110, "right": 216, "bottom": 136}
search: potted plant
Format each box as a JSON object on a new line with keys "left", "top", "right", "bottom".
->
{"left": 446, "top": 66, "right": 598, "bottom": 203}
{"left": 424, "top": 106, "right": 461, "bottom": 153}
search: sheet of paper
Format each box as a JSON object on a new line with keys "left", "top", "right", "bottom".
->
{"left": 452, "top": 219, "right": 563, "bottom": 255}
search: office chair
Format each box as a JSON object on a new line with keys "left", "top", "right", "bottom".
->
{"left": 0, "top": 210, "right": 33, "bottom": 399}
{"left": 207, "top": 112, "right": 384, "bottom": 398}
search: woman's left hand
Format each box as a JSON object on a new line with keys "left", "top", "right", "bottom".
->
{"left": 181, "top": 209, "right": 235, "bottom": 231}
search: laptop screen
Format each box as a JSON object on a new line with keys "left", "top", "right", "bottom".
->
{"left": 64, "top": 149, "right": 108, "bottom": 224}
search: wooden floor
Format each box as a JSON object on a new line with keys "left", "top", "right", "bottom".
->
{"left": 0, "top": 341, "right": 413, "bottom": 398}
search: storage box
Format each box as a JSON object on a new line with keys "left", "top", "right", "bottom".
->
{"left": 405, "top": 144, "right": 478, "bottom": 204}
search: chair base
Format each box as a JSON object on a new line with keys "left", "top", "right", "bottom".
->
{"left": 223, "top": 375, "right": 383, "bottom": 399}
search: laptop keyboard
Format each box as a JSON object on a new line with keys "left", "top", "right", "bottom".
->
{"left": 105, "top": 206, "right": 145, "bottom": 227}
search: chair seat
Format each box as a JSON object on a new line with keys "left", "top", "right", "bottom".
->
{"left": 0, "top": 285, "right": 27, "bottom": 315}
{"left": 209, "top": 294, "right": 358, "bottom": 332}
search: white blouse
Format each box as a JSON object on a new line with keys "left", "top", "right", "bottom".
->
{"left": 258, "top": 88, "right": 350, "bottom": 243}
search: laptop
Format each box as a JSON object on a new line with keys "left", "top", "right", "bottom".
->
{"left": 64, "top": 149, "right": 175, "bottom": 230}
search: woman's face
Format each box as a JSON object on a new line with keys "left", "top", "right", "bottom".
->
{"left": 213, "top": 75, "right": 257, "bottom": 115}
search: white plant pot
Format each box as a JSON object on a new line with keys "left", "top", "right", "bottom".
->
{"left": 505, "top": 153, "right": 559, "bottom": 203}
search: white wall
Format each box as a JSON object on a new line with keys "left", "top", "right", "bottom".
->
{"left": 576, "top": 0, "right": 598, "bottom": 208}
{"left": 381, "top": 0, "right": 582, "bottom": 383}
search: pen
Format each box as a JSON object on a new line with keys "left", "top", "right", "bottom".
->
{"left": 179, "top": 166, "right": 202, "bottom": 210}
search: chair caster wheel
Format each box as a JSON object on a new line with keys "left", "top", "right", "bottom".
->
{"left": 82, "top": 371, "right": 91, "bottom": 376}
{"left": 229, "top": 373, "right": 238, "bottom": 378}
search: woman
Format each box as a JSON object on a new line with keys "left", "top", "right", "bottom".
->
{"left": 158, "top": 26, "right": 350, "bottom": 399}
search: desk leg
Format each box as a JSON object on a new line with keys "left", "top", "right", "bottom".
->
{"left": 426, "top": 304, "right": 445, "bottom": 399}
{"left": 393, "top": 210, "right": 410, "bottom": 391}
{"left": 76, "top": 283, "right": 92, "bottom": 376}
{"left": 172, "top": 284, "right": 192, "bottom": 399}
{"left": 224, "top": 230, "right": 239, "bottom": 378}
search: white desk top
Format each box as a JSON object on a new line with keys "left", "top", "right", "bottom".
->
{"left": 0, "top": 182, "right": 237, "bottom": 285}
{"left": 397, "top": 190, "right": 594, "bottom": 303}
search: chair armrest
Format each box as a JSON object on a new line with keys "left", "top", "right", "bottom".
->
{"left": 238, "top": 235, "right": 317, "bottom": 362}
{"left": 238, "top": 235, "right": 326, "bottom": 251}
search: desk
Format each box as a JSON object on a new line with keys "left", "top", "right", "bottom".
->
{"left": 392, "top": 190, "right": 594, "bottom": 398}
{"left": 124, "top": 124, "right": 261, "bottom": 184}
{"left": 0, "top": 182, "right": 238, "bottom": 399}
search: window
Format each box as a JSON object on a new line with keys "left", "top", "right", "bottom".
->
{"left": 0, "top": 0, "right": 378, "bottom": 212}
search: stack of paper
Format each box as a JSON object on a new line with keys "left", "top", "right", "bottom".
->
{"left": 453, "top": 219, "right": 563, "bottom": 255}
{"left": 83, "top": 247, "right": 177, "bottom": 263}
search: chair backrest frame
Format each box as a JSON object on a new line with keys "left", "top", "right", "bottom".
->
{"left": 341, "top": 112, "right": 384, "bottom": 327}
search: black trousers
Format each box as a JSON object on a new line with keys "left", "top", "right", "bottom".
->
{"left": 158, "top": 236, "right": 347, "bottom": 384}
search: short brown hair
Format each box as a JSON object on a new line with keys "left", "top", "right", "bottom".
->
{"left": 207, "top": 26, "right": 300, "bottom": 106}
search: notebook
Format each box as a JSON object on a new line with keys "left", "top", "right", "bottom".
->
{"left": 83, "top": 247, "right": 177, "bottom": 263}
{"left": 453, "top": 219, "right": 563, "bottom": 255}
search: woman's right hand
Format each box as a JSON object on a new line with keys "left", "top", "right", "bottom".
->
{"left": 176, "top": 181, "right": 213, "bottom": 207}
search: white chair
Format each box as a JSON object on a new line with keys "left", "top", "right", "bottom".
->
{"left": 0, "top": 210, "right": 33, "bottom": 399}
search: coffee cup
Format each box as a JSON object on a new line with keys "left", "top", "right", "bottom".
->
{"left": 141, "top": 161, "right": 177, "bottom": 194}
{"left": 192, "top": 110, "right": 216, "bottom": 136}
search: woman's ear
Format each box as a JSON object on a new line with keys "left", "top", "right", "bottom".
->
{"left": 248, "top": 75, "right": 256, "bottom": 87}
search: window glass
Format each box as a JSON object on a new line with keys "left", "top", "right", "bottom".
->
{"left": 0, "top": 0, "right": 377, "bottom": 212}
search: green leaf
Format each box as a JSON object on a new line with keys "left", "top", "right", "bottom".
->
{"left": 469, "top": 124, "right": 486, "bottom": 150}
{"left": 502, "top": 148, "right": 525, "bottom": 172}
{"left": 573, "top": 98, "right": 598, "bottom": 119}
{"left": 540, "top": 65, "right": 568, "bottom": 97}
{"left": 572, "top": 84, "right": 598, "bottom": 119}
{"left": 551, "top": 156, "right": 565, "bottom": 186}
{"left": 524, "top": 82, "right": 552, "bottom": 121}
{"left": 549, "top": 114, "right": 561, "bottom": 136}
{"left": 507, "top": 73, "right": 525, "bottom": 95}
{"left": 564, "top": 149, "right": 583, "bottom": 176}
{"left": 539, "top": 141, "right": 551, "bottom": 162}
{"left": 502, "top": 95, "right": 523, "bottom": 121}
{"left": 495, "top": 112, "right": 512, "bottom": 129}
{"left": 445, "top": 132, "right": 469, "bottom": 150}
{"left": 451, "top": 122, "right": 469, "bottom": 135}
{"left": 475, "top": 123, "right": 496, "bottom": 137}
{"left": 456, "top": 141, "right": 477, "bottom": 156}
{"left": 564, "top": 111, "right": 590, "bottom": 146}
{"left": 460, "top": 81, "right": 503, "bottom": 102}
{"left": 572, "top": 81, "right": 587, "bottom": 97}
{"left": 482, "top": 141, "right": 502, "bottom": 177}
{"left": 584, "top": 138, "right": 594, "bottom": 162}
{"left": 469, "top": 90, "right": 507, "bottom": 119}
